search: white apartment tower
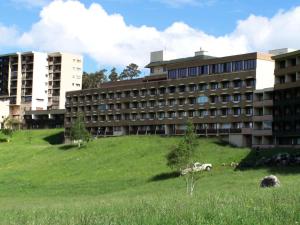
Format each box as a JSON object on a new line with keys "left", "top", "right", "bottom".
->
{"left": 0, "top": 51, "right": 83, "bottom": 121}
{"left": 47, "top": 52, "right": 83, "bottom": 110}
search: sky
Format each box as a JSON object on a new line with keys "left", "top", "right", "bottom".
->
{"left": 1, "top": 0, "right": 300, "bottom": 74}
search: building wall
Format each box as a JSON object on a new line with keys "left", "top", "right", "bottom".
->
{"left": 0, "top": 100, "right": 10, "bottom": 129}
{"left": 256, "top": 59, "right": 275, "bottom": 90}
{"left": 31, "top": 52, "right": 48, "bottom": 110}
{"left": 59, "top": 53, "right": 83, "bottom": 109}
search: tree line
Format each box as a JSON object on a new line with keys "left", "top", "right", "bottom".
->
{"left": 82, "top": 63, "right": 141, "bottom": 89}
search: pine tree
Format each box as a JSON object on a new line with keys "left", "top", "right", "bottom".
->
{"left": 108, "top": 67, "right": 119, "bottom": 82}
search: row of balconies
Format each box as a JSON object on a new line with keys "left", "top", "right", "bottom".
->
{"left": 68, "top": 92, "right": 254, "bottom": 105}
{"left": 66, "top": 108, "right": 253, "bottom": 120}
{"left": 275, "top": 72, "right": 300, "bottom": 85}
{"left": 68, "top": 100, "right": 253, "bottom": 112}
{"left": 275, "top": 57, "right": 300, "bottom": 70}
{"left": 68, "top": 80, "right": 255, "bottom": 101}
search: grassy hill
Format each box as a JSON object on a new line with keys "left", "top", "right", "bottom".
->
{"left": 0, "top": 129, "right": 299, "bottom": 225}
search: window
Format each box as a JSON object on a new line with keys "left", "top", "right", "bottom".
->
{"left": 158, "top": 112, "right": 165, "bottom": 119}
{"left": 199, "top": 83, "right": 208, "bottom": 91}
{"left": 210, "top": 95, "right": 218, "bottom": 103}
{"left": 189, "top": 84, "right": 197, "bottom": 92}
{"left": 198, "top": 65, "right": 209, "bottom": 75}
{"left": 188, "top": 110, "right": 196, "bottom": 117}
{"left": 178, "top": 111, "right": 186, "bottom": 118}
{"left": 131, "top": 102, "right": 138, "bottom": 108}
{"left": 232, "top": 61, "right": 243, "bottom": 71}
{"left": 245, "top": 92, "right": 253, "bottom": 101}
{"left": 178, "top": 68, "right": 187, "bottom": 78}
{"left": 98, "top": 104, "right": 107, "bottom": 111}
{"left": 131, "top": 114, "right": 137, "bottom": 120}
{"left": 221, "top": 94, "right": 230, "bottom": 103}
{"left": 159, "top": 87, "right": 166, "bottom": 94}
{"left": 221, "top": 108, "right": 228, "bottom": 116}
{"left": 149, "top": 100, "right": 155, "bottom": 107}
{"left": 221, "top": 81, "right": 230, "bottom": 89}
{"left": 168, "top": 111, "right": 176, "bottom": 118}
{"left": 188, "top": 97, "right": 196, "bottom": 104}
{"left": 168, "top": 69, "right": 177, "bottom": 79}
{"left": 188, "top": 67, "right": 197, "bottom": 76}
{"left": 168, "top": 99, "right": 176, "bottom": 106}
{"left": 233, "top": 94, "right": 241, "bottom": 102}
{"left": 210, "top": 64, "right": 219, "bottom": 74}
{"left": 198, "top": 96, "right": 208, "bottom": 104}
{"left": 245, "top": 107, "right": 253, "bottom": 116}
{"left": 210, "top": 109, "right": 217, "bottom": 117}
{"left": 141, "top": 89, "right": 147, "bottom": 96}
{"left": 278, "top": 60, "right": 285, "bottom": 69}
{"left": 199, "top": 109, "right": 208, "bottom": 117}
{"left": 140, "top": 113, "right": 147, "bottom": 120}
{"left": 150, "top": 88, "right": 156, "bottom": 95}
{"left": 244, "top": 60, "right": 256, "bottom": 70}
{"left": 141, "top": 101, "right": 147, "bottom": 108}
{"left": 178, "top": 85, "right": 186, "bottom": 92}
{"left": 233, "top": 80, "right": 242, "bottom": 88}
{"left": 233, "top": 107, "right": 241, "bottom": 116}
{"left": 178, "top": 98, "right": 185, "bottom": 105}
{"left": 210, "top": 82, "right": 219, "bottom": 90}
{"left": 224, "top": 62, "right": 232, "bottom": 73}
{"left": 158, "top": 99, "right": 166, "bottom": 107}
{"left": 168, "top": 86, "right": 176, "bottom": 93}
{"left": 245, "top": 79, "right": 255, "bottom": 87}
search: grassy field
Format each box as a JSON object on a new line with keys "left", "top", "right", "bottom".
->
{"left": 0, "top": 129, "right": 299, "bottom": 225}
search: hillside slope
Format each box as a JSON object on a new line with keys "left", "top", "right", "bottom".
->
{"left": 0, "top": 129, "right": 299, "bottom": 225}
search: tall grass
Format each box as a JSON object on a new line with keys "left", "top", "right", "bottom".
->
{"left": 0, "top": 129, "right": 299, "bottom": 224}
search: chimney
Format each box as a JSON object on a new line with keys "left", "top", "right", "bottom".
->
{"left": 150, "top": 50, "right": 163, "bottom": 63}
{"left": 195, "top": 48, "right": 207, "bottom": 56}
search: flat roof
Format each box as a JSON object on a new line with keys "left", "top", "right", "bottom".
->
{"left": 272, "top": 49, "right": 300, "bottom": 60}
{"left": 145, "top": 52, "right": 272, "bottom": 68}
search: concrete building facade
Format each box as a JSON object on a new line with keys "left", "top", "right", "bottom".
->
{"left": 0, "top": 51, "right": 83, "bottom": 126}
{"left": 272, "top": 50, "right": 300, "bottom": 146}
{"left": 65, "top": 50, "right": 274, "bottom": 147}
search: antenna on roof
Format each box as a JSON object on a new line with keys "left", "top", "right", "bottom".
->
{"left": 195, "top": 47, "right": 208, "bottom": 56}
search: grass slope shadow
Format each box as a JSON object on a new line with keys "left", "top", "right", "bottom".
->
{"left": 43, "top": 131, "right": 65, "bottom": 145}
{"left": 236, "top": 148, "right": 300, "bottom": 174}
{"left": 149, "top": 171, "right": 180, "bottom": 182}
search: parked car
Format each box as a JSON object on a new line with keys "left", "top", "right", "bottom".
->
{"left": 181, "top": 162, "right": 212, "bottom": 175}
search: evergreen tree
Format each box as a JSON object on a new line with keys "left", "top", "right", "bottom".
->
{"left": 120, "top": 63, "right": 141, "bottom": 80}
{"left": 108, "top": 67, "right": 119, "bottom": 82}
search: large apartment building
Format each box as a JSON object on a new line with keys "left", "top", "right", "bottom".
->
{"left": 65, "top": 50, "right": 275, "bottom": 147}
{"left": 272, "top": 50, "right": 300, "bottom": 146}
{"left": 0, "top": 51, "right": 83, "bottom": 124}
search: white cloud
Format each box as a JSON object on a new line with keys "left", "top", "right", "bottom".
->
{"left": 1, "top": 0, "right": 300, "bottom": 69}
{"left": 10, "top": 0, "right": 51, "bottom": 8}
{"left": 157, "top": 0, "right": 215, "bottom": 7}
{"left": 0, "top": 24, "right": 19, "bottom": 46}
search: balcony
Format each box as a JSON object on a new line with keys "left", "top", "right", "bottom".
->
{"left": 252, "top": 129, "right": 272, "bottom": 136}
{"left": 253, "top": 114, "right": 273, "bottom": 121}
{"left": 253, "top": 99, "right": 273, "bottom": 107}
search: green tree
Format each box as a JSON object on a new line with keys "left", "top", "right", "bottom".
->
{"left": 82, "top": 69, "right": 108, "bottom": 89}
{"left": 1, "top": 116, "right": 21, "bottom": 142}
{"left": 70, "top": 114, "right": 91, "bottom": 148}
{"left": 108, "top": 67, "right": 119, "bottom": 82}
{"left": 120, "top": 63, "right": 141, "bottom": 80}
{"left": 166, "top": 120, "right": 200, "bottom": 196}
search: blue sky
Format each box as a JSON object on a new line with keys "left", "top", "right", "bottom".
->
{"left": 1, "top": 0, "right": 300, "bottom": 73}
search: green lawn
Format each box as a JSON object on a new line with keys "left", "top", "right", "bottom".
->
{"left": 0, "top": 129, "right": 299, "bottom": 225}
